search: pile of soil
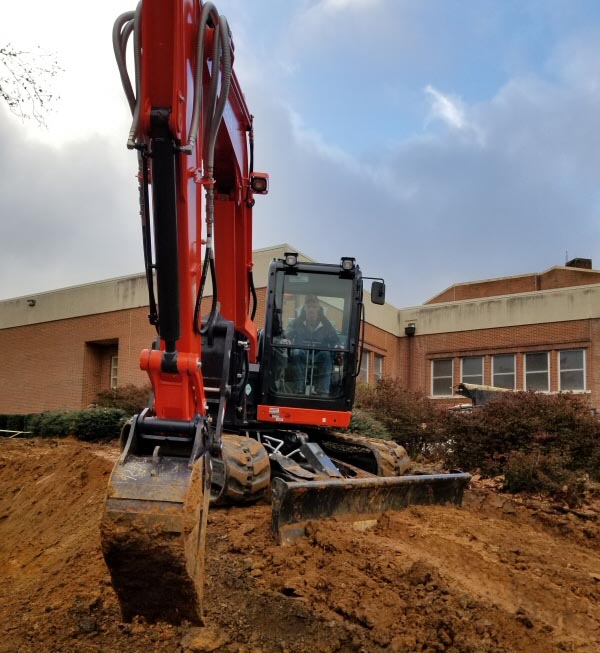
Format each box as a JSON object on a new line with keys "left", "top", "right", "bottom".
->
{"left": 1, "top": 437, "right": 600, "bottom": 653}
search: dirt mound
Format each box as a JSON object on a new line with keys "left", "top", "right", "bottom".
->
{"left": 1, "top": 437, "right": 600, "bottom": 652}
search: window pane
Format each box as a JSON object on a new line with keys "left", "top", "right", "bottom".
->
{"left": 494, "top": 373, "right": 515, "bottom": 389}
{"left": 433, "top": 378, "right": 452, "bottom": 396}
{"left": 432, "top": 359, "right": 453, "bottom": 396}
{"left": 525, "top": 352, "right": 548, "bottom": 373}
{"left": 462, "top": 357, "right": 483, "bottom": 385}
{"left": 493, "top": 355, "right": 514, "bottom": 389}
{"left": 359, "top": 351, "right": 369, "bottom": 383}
{"left": 560, "top": 350, "right": 583, "bottom": 371}
{"left": 433, "top": 359, "right": 452, "bottom": 377}
{"left": 462, "top": 357, "right": 482, "bottom": 377}
{"left": 493, "top": 355, "right": 514, "bottom": 375}
{"left": 561, "top": 370, "right": 585, "bottom": 391}
{"left": 559, "top": 350, "right": 585, "bottom": 391}
{"left": 281, "top": 272, "right": 353, "bottom": 348}
{"left": 526, "top": 371, "right": 549, "bottom": 392}
{"left": 110, "top": 356, "right": 118, "bottom": 390}
{"left": 374, "top": 354, "right": 383, "bottom": 381}
{"left": 525, "top": 353, "right": 548, "bottom": 392}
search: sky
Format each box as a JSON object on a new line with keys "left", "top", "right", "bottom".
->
{"left": 3, "top": 0, "right": 600, "bottom": 307}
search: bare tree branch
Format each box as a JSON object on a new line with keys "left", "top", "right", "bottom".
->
{"left": 0, "top": 44, "right": 62, "bottom": 126}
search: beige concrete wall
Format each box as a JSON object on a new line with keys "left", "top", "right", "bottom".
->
{"left": 398, "top": 283, "right": 600, "bottom": 337}
{"left": 0, "top": 243, "right": 403, "bottom": 338}
{"left": 0, "top": 244, "right": 305, "bottom": 330}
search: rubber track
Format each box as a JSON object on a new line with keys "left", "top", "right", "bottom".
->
{"left": 212, "top": 433, "right": 270, "bottom": 504}
{"left": 319, "top": 432, "right": 411, "bottom": 477}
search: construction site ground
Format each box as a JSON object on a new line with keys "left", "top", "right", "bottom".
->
{"left": 1, "top": 437, "right": 600, "bottom": 653}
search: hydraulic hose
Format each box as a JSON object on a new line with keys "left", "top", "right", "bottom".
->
{"left": 112, "top": 11, "right": 135, "bottom": 113}
{"left": 113, "top": 5, "right": 158, "bottom": 332}
{"left": 113, "top": 2, "right": 234, "bottom": 338}
{"left": 193, "top": 8, "right": 233, "bottom": 337}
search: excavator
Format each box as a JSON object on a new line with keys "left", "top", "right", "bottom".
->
{"left": 101, "top": 0, "right": 470, "bottom": 626}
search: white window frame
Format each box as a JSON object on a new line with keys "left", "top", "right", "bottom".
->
{"left": 431, "top": 359, "right": 454, "bottom": 397}
{"left": 524, "top": 352, "right": 550, "bottom": 392}
{"left": 461, "top": 356, "right": 484, "bottom": 385}
{"left": 359, "top": 350, "right": 370, "bottom": 384}
{"left": 492, "top": 354, "right": 515, "bottom": 389}
{"left": 110, "top": 355, "right": 119, "bottom": 390}
{"left": 559, "top": 349, "right": 586, "bottom": 392}
{"left": 373, "top": 354, "right": 384, "bottom": 382}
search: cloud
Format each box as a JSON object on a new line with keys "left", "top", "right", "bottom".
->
{"left": 0, "top": 106, "right": 143, "bottom": 300}
{"left": 314, "top": 0, "right": 383, "bottom": 13}
{"left": 424, "top": 85, "right": 467, "bottom": 130}
{"left": 4, "top": 1, "right": 600, "bottom": 312}
{"left": 242, "top": 40, "right": 600, "bottom": 307}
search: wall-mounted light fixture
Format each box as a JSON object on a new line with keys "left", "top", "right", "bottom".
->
{"left": 405, "top": 322, "right": 416, "bottom": 337}
{"left": 27, "top": 299, "right": 36, "bottom": 307}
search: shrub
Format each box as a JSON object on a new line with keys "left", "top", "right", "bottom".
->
{"left": 74, "top": 408, "right": 126, "bottom": 442}
{"left": 5, "top": 414, "right": 26, "bottom": 432}
{"left": 24, "top": 413, "right": 41, "bottom": 436}
{"left": 32, "top": 411, "right": 78, "bottom": 438}
{"left": 442, "top": 391, "right": 600, "bottom": 479}
{"left": 348, "top": 408, "right": 391, "bottom": 440}
{"left": 95, "top": 384, "right": 151, "bottom": 415}
{"left": 356, "top": 379, "right": 445, "bottom": 458}
{"left": 504, "top": 449, "right": 587, "bottom": 507}
{"left": 26, "top": 408, "right": 126, "bottom": 441}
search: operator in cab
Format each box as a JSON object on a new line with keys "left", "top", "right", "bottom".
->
{"left": 287, "top": 295, "right": 339, "bottom": 396}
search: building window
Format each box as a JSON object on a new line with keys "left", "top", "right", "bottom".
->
{"left": 559, "top": 349, "right": 586, "bottom": 391}
{"left": 432, "top": 359, "right": 453, "bottom": 396}
{"left": 525, "top": 352, "right": 549, "bottom": 392}
{"left": 461, "top": 356, "right": 483, "bottom": 385}
{"left": 374, "top": 354, "right": 384, "bottom": 382}
{"left": 110, "top": 355, "right": 119, "bottom": 390}
{"left": 492, "top": 354, "right": 515, "bottom": 389}
{"left": 359, "top": 351, "right": 370, "bottom": 383}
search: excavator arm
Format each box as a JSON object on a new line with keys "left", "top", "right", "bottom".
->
{"left": 101, "top": 0, "right": 265, "bottom": 624}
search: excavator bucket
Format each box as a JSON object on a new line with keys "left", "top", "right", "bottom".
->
{"left": 100, "top": 452, "right": 210, "bottom": 624}
{"left": 272, "top": 472, "right": 471, "bottom": 545}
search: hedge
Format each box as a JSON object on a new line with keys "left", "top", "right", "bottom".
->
{"left": 0, "top": 408, "right": 126, "bottom": 442}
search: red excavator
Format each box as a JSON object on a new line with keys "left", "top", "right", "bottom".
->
{"left": 101, "top": 0, "right": 470, "bottom": 625}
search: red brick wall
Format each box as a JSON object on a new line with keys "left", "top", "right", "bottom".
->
{"left": 0, "top": 284, "right": 397, "bottom": 413}
{"left": 427, "top": 275, "right": 538, "bottom": 304}
{"left": 539, "top": 268, "right": 600, "bottom": 291}
{"left": 398, "top": 319, "right": 595, "bottom": 407}
{"left": 0, "top": 308, "right": 155, "bottom": 413}
{"left": 427, "top": 268, "right": 600, "bottom": 304}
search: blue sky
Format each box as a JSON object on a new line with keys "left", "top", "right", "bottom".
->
{"left": 2, "top": 0, "right": 600, "bottom": 306}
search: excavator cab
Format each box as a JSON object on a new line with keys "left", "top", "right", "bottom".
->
{"left": 257, "top": 254, "right": 364, "bottom": 426}
{"left": 260, "top": 254, "right": 363, "bottom": 411}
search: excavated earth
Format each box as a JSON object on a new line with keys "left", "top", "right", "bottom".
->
{"left": 2, "top": 437, "right": 600, "bottom": 653}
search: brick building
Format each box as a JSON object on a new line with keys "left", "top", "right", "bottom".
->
{"left": 396, "top": 257, "right": 600, "bottom": 407}
{"left": 0, "top": 245, "right": 398, "bottom": 414}
{"left": 1, "top": 248, "right": 599, "bottom": 413}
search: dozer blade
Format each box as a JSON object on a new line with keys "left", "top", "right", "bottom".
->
{"left": 272, "top": 472, "right": 471, "bottom": 545}
{"left": 100, "top": 453, "right": 210, "bottom": 624}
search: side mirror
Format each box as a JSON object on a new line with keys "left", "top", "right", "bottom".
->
{"left": 371, "top": 281, "right": 386, "bottom": 305}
